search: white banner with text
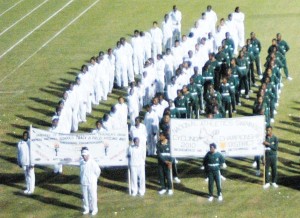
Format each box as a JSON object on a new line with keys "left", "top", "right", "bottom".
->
{"left": 30, "top": 127, "right": 129, "bottom": 167}
{"left": 170, "top": 116, "right": 265, "bottom": 158}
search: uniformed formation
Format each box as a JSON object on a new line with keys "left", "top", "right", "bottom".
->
{"left": 17, "top": 4, "right": 287, "bottom": 214}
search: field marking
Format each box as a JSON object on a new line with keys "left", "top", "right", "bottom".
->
{"left": 0, "top": 0, "right": 50, "bottom": 37}
{"left": 0, "top": 0, "right": 74, "bottom": 59}
{"left": 0, "top": 0, "right": 25, "bottom": 18}
{"left": 0, "top": 0, "right": 100, "bottom": 85}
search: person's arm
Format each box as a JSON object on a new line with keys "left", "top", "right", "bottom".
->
{"left": 269, "top": 136, "right": 278, "bottom": 151}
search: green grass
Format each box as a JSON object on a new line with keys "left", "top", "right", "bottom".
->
{"left": 0, "top": 0, "right": 299, "bottom": 217}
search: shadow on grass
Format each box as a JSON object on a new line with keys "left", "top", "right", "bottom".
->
{"left": 27, "top": 106, "right": 53, "bottom": 117}
{"left": 237, "top": 109, "right": 252, "bottom": 116}
{"left": 16, "top": 114, "right": 50, "bottom": 127}
{"left": 39, "top": 183, "right": 81, "bottom": 199}
{"left": 1, "top": 140, "right": 17, "bottom": 147}
{"left": 6, "top": 132, "right": 21, "bottom": 140}
{"left": 278, "top": 176, "right": 300, "bottom": 190}
{"left": 40, "top": 87, "right": 63, "bottom": 98}
{"left": 276, "top": 126, "right": 300, "bottom": 135}
{"left": 14, "top": 192, "right": 82, "bottom": 211}
{"left": 29, "top": 97, "right": 57, "bottom": 107}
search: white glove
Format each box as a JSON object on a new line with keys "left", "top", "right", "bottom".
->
{"left": 200, "top": 166, "right": 205, "bottom": 170}
{"left": 265, "top": 147, "right": 271, "bottom": 151}
{"left": 222, "top": 163, "right": 227, "bottom": 169}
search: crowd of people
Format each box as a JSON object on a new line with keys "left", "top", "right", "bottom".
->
{"left": 17, "top": 4, "right": 288, "bottom": 214}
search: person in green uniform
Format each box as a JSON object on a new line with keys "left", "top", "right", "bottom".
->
{"left": 203, "top": 143, "right": 226, "bottom": 201}
{"left": 219, "top": 77, "right": 233, "bottom": 118}
{"left": 191, "top": 66, "right": 205, "bottom": 113}
{"left": 174, "top": 89, "right": 188, "bottom": 118}
{"left": 187, "top": 77, "right": 201, "bottom": 118}
{"left": 226, "top": 68, "right": 238, "bottom": 113}
{"left": 276, "top": 33, "right": 292, "bottom": 80}
{"left": 182, "top": 85, "right": 193, "bottom": 118}
{"left": 250, "top": 32, "right": 262, "bottom": 78}
{"left": 236, "top": 50, "right": 249, "bottom": 99}
{"left": 157, "top": 131, "right": 174, "bottom": 195}
{"left": 263, "top": 126, "right": 279, "bottom": 189}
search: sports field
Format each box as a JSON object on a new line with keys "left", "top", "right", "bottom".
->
{"left": 0, "top": 0, "right": 299, "bottom": 217}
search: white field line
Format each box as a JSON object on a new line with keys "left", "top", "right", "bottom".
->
{"left": 0, "top": 0, "right": 74, "bottom": 59}
{"left": 0, "top": 0, "right": 100, "bottom": 85}
{"left": 0, "top": 0, "right": 25, "bottom": 18}
{"left": 0, "top": 0, "right": 50, "bottom": 37}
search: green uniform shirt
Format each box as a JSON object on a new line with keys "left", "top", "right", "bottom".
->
{"left": 219, "top": 83, "right": 232, "bottom": 102}
{"left": 156, "top": 140, "right": 172, "bottom": 163}
{"left": 188, "top": 83, "right": 201, "bottom": 101}
{"left": 250, "top": 38, "right": 261, "bottom": 56}
{"left": 203, "top": 151, "right": 225, "bottom": 171}
{"left": 236, "top": 57, "right": 249, "bottom": 76}
{"left": 277, "top": 40, "right": 289, "bottom": 56}
{"left": 170, "top": 107, "right": 180, "bottom": 118}
{"left": 174, "top": 96, "right": 188, "bottom": 113}
{"left": 202, "top": 70, "right": 214, "bottom": 84}
{"left": 265, "top": 135, "right": 278, "bottom": 157}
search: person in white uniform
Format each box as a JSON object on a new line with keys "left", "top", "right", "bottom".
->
{"left": 128, "top": 137, "right": 146, "bottom": 196}
{"left": 131, "top": 30, "right": 145, "bottom": 76}
{"left": 150, "top": 21, "right": 163, "bottom": 60}
{"left": 161, "top": 14, "right": 173, "bottom": 51}
{"left": 232, "top": 7, "right": 245, "bottom": 48}
{"left": 80, "top": 147, "right": 101, "bottom": 216}
{"left": 17, "top": 131, "right": 35, "bottom": 195}
{"left": 91, "top": 120, "right": 107, "bottom": 133}
{"left": 104, "top": 48, "right": 116, "bottom": 94}
{"left": 205, "top": 5, "right": 218, "bottom": 36}
{"left": 120, "top": 37, "right": 134, "bottom": 86}
{"left": 169, "top": 5, "right": 182, "bottom": 44}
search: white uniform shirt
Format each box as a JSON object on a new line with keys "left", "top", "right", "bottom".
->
{"left": 17, "top": 140, "right": 30, "bottom": 166}
{"left": 80, "top": 157, "right": 101, "bottom": 185}
{"left": 128, "top": 143, "right": 146, "bottom": 167}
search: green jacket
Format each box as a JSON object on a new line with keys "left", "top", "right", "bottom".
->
{"left": 265, "top": 135, "right": 278, "bottom": 156}
{"left": 203, "top": 151, "right": 225, "bottom": 171}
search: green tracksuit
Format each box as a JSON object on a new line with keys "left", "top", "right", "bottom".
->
{"left": 203, "top": 151, "right": 225, "bottom": 197}
{"left": 174, "top": 96, "right": 188, "bottom": 118}
{"left": 219, "top": 83, "right": 232, "bottom": 118}
{"left": 265, "top": 134, "right": 278, "bottom": 183}
{"left": 157, "top": 140, "right": 173, "bottom": 190}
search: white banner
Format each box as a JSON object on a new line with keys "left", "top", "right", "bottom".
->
{"left": 30, "top": 127, "right": 129, "bottom": 167}
{"left": 170, "top": 116, "right": 265, "bottom": 158}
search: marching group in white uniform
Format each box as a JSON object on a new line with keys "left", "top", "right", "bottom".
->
{"left": 17, "top": 4, "right": 248, "bottom": 215}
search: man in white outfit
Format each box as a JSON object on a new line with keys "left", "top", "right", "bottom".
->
{"left": 232, "top": 6, "right": 245, "bottom": 48}
{"left": 131, "top": 30, "right": 145, "bottom": 76}
{"left": 120, "top": 37, "right": 134, "bottom": 86}
{"left": 104, "top": 48, "right": 116, "bottom": 94}
{"left": 150, "top": 21, "right": 163, "bottom": 60}
{"left": 169, "top": 5, "right": 182, "bottom": 44}
{"left": 161, "top": 14, "right": 173, "bottom": 51}
{"left": 205, "top": 5, "right": 218, "bottom": 36}
{"left": 128, "top": 137, "right": 146, "bottom": 196}
{"left": 144, "top": 104, "right": 159, "bottom": 156}
{"left": 80, "top": 147, "right": 101, "bottom": 216}
{"left": 17, "top": 131, "right": 35, "bottom": 195}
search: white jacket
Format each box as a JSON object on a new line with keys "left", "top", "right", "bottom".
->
{"left": 80, "top": 157, "right": 101, "bottom": 186}
{"left": 17, "top": 140, "right": 30, "bottom": 167}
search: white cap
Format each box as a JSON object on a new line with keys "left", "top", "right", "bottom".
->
{"left": 81, "top": 149, "right": 89, "bottom": 156}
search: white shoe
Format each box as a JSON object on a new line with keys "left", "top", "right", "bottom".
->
{"left": 205, "top": 178, "right": 209, "bottom": 182}
{"left": 208, "top": 196, "right": 214, "bottom": 202}
{"left": 175, "top": 159, "right": 178, "bottom": 164}
{"left": 218, "top": 194, "right": 223, "bottom": 201}
{"left": 82, "top": 209, "right": 89, "bottom": 215}
{"left": 238, "top": 102, "right": 241, "bottom": 106}
{"left": 263, "top": 183, "right": 270, "bottom": 189}
{"left": 168, "top": 190, "right": 173, "bottom": 195}
{"left": 280, "top": 83, "right": 284, "bottom": 87}
{"left": 200, "top": 166, "right": 205, "bottom": 170}
{"left": 274, "top": 110, "right": 277, "bottom": 115}
{"left": 278, "top": 90, "right": 281, "bottom": 94}
{"left": 271, "top": 118, "right": 275, "bottom": 123}
{"left": 275, "top": 103, "right": 279, "bottom": 107}
{"left": 139, "top": 192, "right": 145, "bottom": 196}
{"left": 131, "top": 192, "right": 137, "bottom": 197}
{"left": 249, "top": 89, "right": 253, "bottom": 93}
{"left": 255, "top": 170, "right": 261, "bottom": 176}
{"left": 221, "top": 175, "right": 226, "bottom": 181}
{"left": 158, "top": 189, "right": 167, "bottom": 195}
{"left": 91, "top": 209, "right": 98, "bottom": 216}
{"left": 287, "top": 77, "right": 293, "bottom": 81}
{"left": 245, "top": 95, "right": 249, "bottom": 99}
{"left": 272, "top": 183, "right": 279, "bottom": 188}
{"left": 259, "top": 75, "right": 263, "bottom": 79}
{"left": 233, "top": 110, "right": 237, "bottom": 113}
{"left": 174, "top": 177, "right": 181, "bottom": 184}
{"left": 23, "top": 189, "right": 29, "bottom": 194}
{"left": 252, "top": 161, "right": 257, "bottom": 168}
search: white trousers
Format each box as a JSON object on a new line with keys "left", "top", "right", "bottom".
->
{"left": 130, "top": 165, "right": 145, "bottom": 195}
{"left": 133, "top": 53, "right": 144, "bottom": 75}
{"left": 82, "top": 182, "right": 98, "bottom": 212}
{"left": 23, "top": 166, "right": 35, "bottom": 193}
{"left": 152, "top": 42, "right": 162, "bottom": 59}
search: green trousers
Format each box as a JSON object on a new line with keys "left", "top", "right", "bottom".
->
{"left": 265, "top": 155, "right": 277, "bottom": 183}
{"left": 208, "top": 170, "right": 222, "bottom": 196}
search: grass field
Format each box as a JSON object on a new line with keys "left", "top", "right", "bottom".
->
{"left": 0, "top": 0, "right": 299, "bottom": 217}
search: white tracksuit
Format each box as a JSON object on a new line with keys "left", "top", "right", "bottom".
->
{"left": 113, "top": 46, "right": 127, "bottom": 88}
{"left": 104, "top": 54, "right": 116, "bottom": 93}
{"left": 80, "top": 157, "right": 101, "bottom": 213}
{"left": 128, "top": 143, "right": 146, "bottom": 195}
{"left": 17, "top": 140, "right": 35, "bottom": 193}
{"left": 144, "top": 109, "right": 159, "bottom": 156}
{"left": 232, "top": 11, "right": 245, "bottom": 48}
{"left": 131, "top": 36, "right": 145, "bottom": 76}
{"left": 49, "top": 127, "right": 63, "bottom": 174}
{"left": 155, "top": 58, "right": 166, "bottom": 93}
{"left": 162, "top": 19, "right": 173, "bottom": 50}
{"left": 129, "top": 123, "right": 147, "bottom": 148}
{"left": 150, "top": 27, "right": 163, "bottom": 59}
{"left": 127, "top": 91, "right": 140, "bottom": 126}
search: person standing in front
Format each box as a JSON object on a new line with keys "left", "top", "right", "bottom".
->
{"left": 80, "top": 147, "right": 101, "bottom": 216}
{"left": 17, "top": 130, "right": 35, "bottom": 195}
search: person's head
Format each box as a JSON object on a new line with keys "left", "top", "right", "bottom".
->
{"left": 177, "top": 89, "right": 183, "bottom": 97}
{"left": 220, "top": 18, "right": 225, "bottom": 25}
{"left": 81, "top": 64, "right": 88, "bottom": 73}
{"left": 95, "top": 120, "right": 102, "bottom": 129}
{"left": 81, "top": 147, "right": 90, "bottom": 162}
{"left": 133, "top": 137, "right": 140, "bottom": 146}
{"left": 231, "top": 57, "right": 237, "bottom": 66}
{"left": 222, "top": 76, "right": 228, "bottom": 84}
{"left": 207, "top": 5, "right": 212, "bottom": 11}
{"left": 23, "top": 131, "right": 29, "bottom": 141}
{"left": 171, "top": 76, "right": 176, "bottom": 84}
{"left": 145, "top": 104, "right": 152, "bottom": 112}
{"left": 153, "top": 21, "right": 158, "bottom": 28}
{"left": 250, "top": 32, "right": 256, "bottom": 39}
{"left": 209, "top": 143, "right": 217, "bottom": 153}
{"left": 62, "top": 91, "right": 68, "bottom": 100}
{"left": 276, "top": 33, "right": 281, "bottom": 41}
{"left": 90, "top": 56, "right": 96, "bottom": 65}
{"left": 166, "top": 48, "right": 171, "bottom": 55}
{"left": 107, "top": 48, "right": 112, "bottom": 55}
{"left": 164, "top": 14, "right": 169, "bottom": 21}
{"left": 52, "top": 118, "right": 59, "bottom": 128}
{"left": 110, "top": 105, "right": 117, "bottom": 114}
{"left": 103, "top": 113, "right": 109, "bottom": 122}
{"left": 120, "top": 37, "right": 126, "bottom": 45}
{"left": 225, "top": 32, "right": 230, "bottom": 39}
{"left": 152, "top": 96, "right": 159, "bottom": 105}
{"left": 173, "top": 5, "right": 177, "bottom": 12}
{"left": 159, "top": 131, "right": 167, "bottom": 141}
{"left": 228, "top": 13, "right": 232, "bottom": 21}
{"left": 118, "top": 96, "right": 124, "bottom": 104}
{"left": 163, "top": 114, "right": 170, "bottom": 123}
{"left": 134, "top": 29, "right": 139, "bottom": 37}
{"left": 235, "top": 6, "right": 240, "bottom": 13}
{"left": 257, "top": 95, "right": 263, "bottom": 104}
{"left": 266, "top": 126, "right": 273, "bottom": 137}
{"left": 135, "top": 117, "right": 141, "bottom": 126}
{"left": 116, "top": 41, "right": 121, "bottom": 48}
{"left": 201, "top": 12, "right": 206, "bottom": 20}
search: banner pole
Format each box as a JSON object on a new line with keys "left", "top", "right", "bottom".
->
{"left": 263, "top": 150, "right": 266, "bottom": 185}
{"left": 128, "top": 167, "right": 131, "bottom": 195}
{"left": 170, "top": 167, "right": 174, "bottom": 191}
